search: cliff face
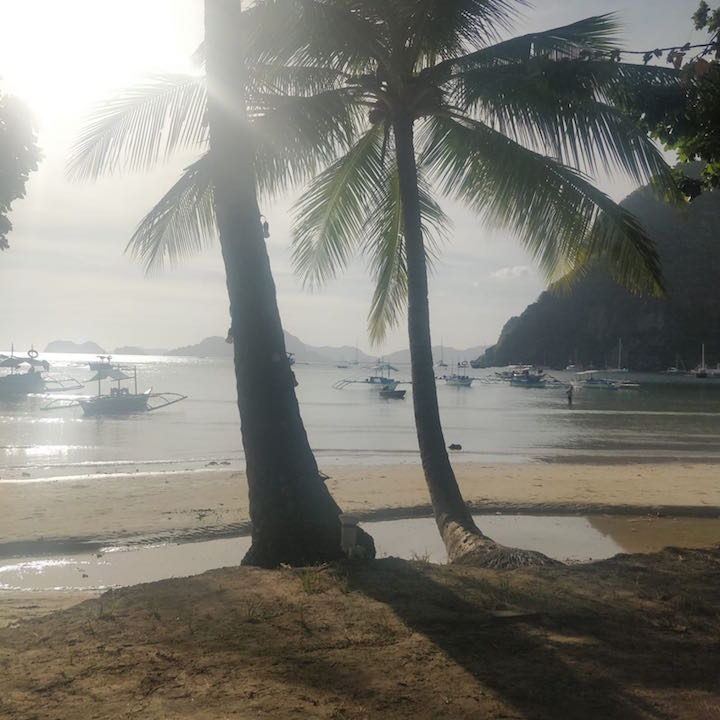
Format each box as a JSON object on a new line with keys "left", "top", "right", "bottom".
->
{"left": 477, "top": 188, "right": 720, "bottom": 371}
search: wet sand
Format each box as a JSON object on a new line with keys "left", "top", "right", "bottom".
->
{"left": 3, "top": 461, "right": 719, "bottom": 553}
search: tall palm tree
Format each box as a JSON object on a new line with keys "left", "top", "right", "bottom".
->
{"left": 68, "top": 0, "right": 374, "bottom": 568}
{"left": 238, "top": 0, "right": 678, "bottom": 566}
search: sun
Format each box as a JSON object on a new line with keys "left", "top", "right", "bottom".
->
{"left": 0, "top": 0, "right": 200, "bottom": 122}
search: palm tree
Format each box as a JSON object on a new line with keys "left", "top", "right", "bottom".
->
{"left": 68, "top": 0, "right": 374, "bottom": 568}
{"left": 238, "top": 0, "right": 678, "bottom": 565}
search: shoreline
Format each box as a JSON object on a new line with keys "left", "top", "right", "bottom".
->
{"left": 3, "top": 461, "right": 720, "bottom": 557}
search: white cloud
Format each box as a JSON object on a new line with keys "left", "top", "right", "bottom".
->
{"left": 490, "top": 265, "right": 533, "bottom": 280}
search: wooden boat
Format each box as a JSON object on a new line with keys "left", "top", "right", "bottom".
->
{"left": 43, "top": 362, "right": 186, "bottom": 416}
{"left": 0, "top": 348, "right": 82, "bottom": 397}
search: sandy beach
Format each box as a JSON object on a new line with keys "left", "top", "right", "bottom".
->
{"left": 3, "top": 461, "right": 720, "bottom": 552}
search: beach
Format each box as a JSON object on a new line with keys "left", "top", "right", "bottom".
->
{"left": 4, "top": 461, "right": 720, "bottom": 551}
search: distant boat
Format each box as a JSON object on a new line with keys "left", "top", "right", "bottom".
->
{"left": 509, "top": 368, "right": 546, "bottom": 387}
{"left": 379, "top": 382, "right": 406, "bottom": 399}
{"left": 445, "top": 374, "right": 473, "bottom": 387}
{"left": 435, "top": 339, "right": 448, "bottom": 369}
{"left": 333, "top": 361, "right": 403, "bottom": 392}
{"left": 575, "top": 370, "right": 639, "bottom": 391}
{"left": 287, "top": 352, "right": 296, "bottom": 366}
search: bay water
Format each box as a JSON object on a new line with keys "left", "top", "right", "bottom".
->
{"left": 2, "top": 352, "right": 720, "bottom": 481}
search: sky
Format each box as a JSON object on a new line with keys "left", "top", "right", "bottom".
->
{"left": 0, "top": 0, "right": 706, "bottom": 355}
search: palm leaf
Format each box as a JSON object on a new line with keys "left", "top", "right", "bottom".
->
{"left": 420, "top": 114, "right": 664, "bottom": 295}
{"left": 67, "top": 74, "right": 206, "bottom": 180}
{"left": 364, "top": 166, "right": 449, "bottom": 343}
{"left": 251, "top": 87, "right": 365, "bottom": 198}
{"left": 426, "top": 14, "right": 622, "bottom": 79}
{"left": 242, "top": 0, "right": 385, "bottom": 74}
{"left": 127, "top": 153, "right": 215, "bottom": 273}
{"left": 452, "top": 58, "right": 675, "bottom": 189}
{"left": 291, "top": 123, "right": 387, "bottom": 288}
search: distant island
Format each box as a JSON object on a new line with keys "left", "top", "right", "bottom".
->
{"left": 44, "top": 340, "right": 106, "bottom": 354}
{"left": 474, "top": 182, "right": 720, "bottom": 371}
{"left": 43, "top": 334, "right": 487, "bottom": 366}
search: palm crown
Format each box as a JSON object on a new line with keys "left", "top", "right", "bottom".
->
{"left": 69, "top": 0, "right": 678, "bottom": 343}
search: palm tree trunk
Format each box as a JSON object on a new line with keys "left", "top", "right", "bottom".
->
{"left": 204, "top": 0, "right": 373, "bottom": 567}
{"left": 393, "top": 114, "right": 556, "bottom": 568}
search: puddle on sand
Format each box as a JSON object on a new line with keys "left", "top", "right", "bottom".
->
{"left": 1, "top": 514, "right": 718, "bottom": 592}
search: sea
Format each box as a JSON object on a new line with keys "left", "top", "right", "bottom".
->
{"left": 2, "top": 352, "right": 720, "bottom": 482}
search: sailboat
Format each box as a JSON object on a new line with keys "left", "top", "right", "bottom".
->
{"left": 435, "top": 339, "right": 448, "bottom": 369}
{"left": 694, "top": 344, "right": 707, "bottom": 378}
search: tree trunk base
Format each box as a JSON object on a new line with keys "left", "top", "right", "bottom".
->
{"left": 443, "top": 521, "right": 562, "bottom": 569}
{"left": 242, "top": 525, "right": 375, "bottom": 568}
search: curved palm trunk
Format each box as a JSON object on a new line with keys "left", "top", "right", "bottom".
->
{"left": 205, "top": 0, "right": 373, "bottom": 567}
{"left": 393, "top": 115, "right": 556, "bottom": 568}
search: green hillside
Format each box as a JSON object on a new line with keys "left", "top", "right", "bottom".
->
{"left": 476, "top": 188, "right": 720, "bottom": 371}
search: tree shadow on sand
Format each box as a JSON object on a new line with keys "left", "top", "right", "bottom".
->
{"left": 341, "top": 549, "right": 720, "bottom": 720}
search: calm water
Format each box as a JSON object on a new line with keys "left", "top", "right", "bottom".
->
{"left": 2, "top": 352, "right": 720, "bottom": 481}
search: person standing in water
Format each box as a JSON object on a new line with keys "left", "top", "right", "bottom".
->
{"left": 566, "top": 384, "right": 573, "bottom": 407}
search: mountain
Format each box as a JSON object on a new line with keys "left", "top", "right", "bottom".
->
{"left": 167, "top": 336, "right": 233, "bottom": 357}
{"left": 474, "top": 186, "right": 720, "bottom": 371}
{"left": 113, "top": 346, "right": 168, "bottom": 355}
{"left": 385, "top": 344, "right": 488, "bottom": 365}
{"left": 166, "top": 333, "right": 485, "bottom": 365}
{"left": 44, "top": 340, "right": 106, "bottom": 354}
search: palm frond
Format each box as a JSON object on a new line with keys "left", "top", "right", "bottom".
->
{"left": 408, "top": 0, "right": 525, "bottom": 63}
{"left": 420, "top": 114, "right": 664, "bottom": 295}
{"left": 452, "top": 59, "right": 675, "bottom": 189}
{"left": 242, "top": 0, "right": 384, "bottom": 74}
{"left": 68, "top": 74, "right": 206, "bottom": 181}
{"left": 363, "top": 165, "right": 450, "bottom": 343}
{"left": 127, "top": 153, "right": 215, "bottom": 273}
{"left": 251, "top": 87, "right": 365, "bottom": 199}
{"left": 365, "top": 165, "right": 407, "bottom": 344}
{"left": 291, "top": 123, "right": 387, "bottom": 288}
{"left": 426, "top": 14, "right": 621, "bottom": 79}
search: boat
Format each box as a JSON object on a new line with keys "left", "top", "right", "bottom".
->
{"left": 43, "top": 361, "right": 186, "bottom": 416}
{"left": 508, "top": 368, "right": 546, "bottom": 387}
{"left": 378, "top": 381, "right": 406, "bottom": 399}
{"left": 0, "top": 347, "right": 82, "bottom": 397}
{"left": 691, "top": 344, "right": 720, "bottom": 378}
{"left": 88, "top": 355, "right": 113, "bottom": 370}
{"left": 435, "top": 339, "right": 448, "bottom": 369}
{"left": 287, "top": 352, "right": 296, "bottom": 366}
{"left": 445, "top": 372, "right": 473, "bottom": 387}
{"left": 575, "top": 370, "right": 639, "bottom": 391}
{"left": 333, "top": 361, "right": 404, "bottom": 391}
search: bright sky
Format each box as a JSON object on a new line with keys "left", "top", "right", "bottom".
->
{"left": 0, "top": 0, "right": 705, "bottom": 355}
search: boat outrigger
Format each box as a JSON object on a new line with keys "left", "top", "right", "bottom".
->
{"left": 333, "top": 362, "right": 407, "bottom": 398}
{"left": 43, "top": 358, "right": 187, "bottom": 416}
{"left": 0, "top": 347, "right": 83, "bottom": 398}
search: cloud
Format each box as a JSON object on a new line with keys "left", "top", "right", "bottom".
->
{"left": 490, "top": 265, "right": 533, "bottom": 280}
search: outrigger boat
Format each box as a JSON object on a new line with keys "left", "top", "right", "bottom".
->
{"left": 333, "top": 362, "right": 406, "bottom": 398}
{"left": 43, "top": 359, "right": 186, "bottom": 416}
{"left": 0, "top": 347, "right": 83, "bottom": 397}
{"left": 509, "top": 368, "right": 547, "bottom": 387}
{"left": 575, "top": 370, "right": 640, "bottom": 391}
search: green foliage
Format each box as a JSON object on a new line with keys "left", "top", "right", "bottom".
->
{"left": 0, "top": 92, "right": 41, "bottom": 251}
{"left": 617, "top": 3, "right": 720, "bottom": 192}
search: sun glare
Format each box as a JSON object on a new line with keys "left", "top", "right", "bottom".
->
{"left": 0, "top": 0, "right": 200, "bottom": 122}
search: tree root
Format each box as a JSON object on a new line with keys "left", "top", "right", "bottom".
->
{"left": 444, "top": 522, "right": 562, "bottom": 569}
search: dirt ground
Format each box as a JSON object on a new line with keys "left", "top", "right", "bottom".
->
{"left": 1, "top": 546, "right": 719, "bottom": 719}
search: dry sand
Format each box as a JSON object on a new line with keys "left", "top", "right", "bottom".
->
{"left": 3, "top": 461, "right": 720, "bottom": 550}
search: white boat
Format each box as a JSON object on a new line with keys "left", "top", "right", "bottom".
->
{"left": 575, "top": 370, "right": 639, "bottom": 391}
{"left": 508, "top": 368, "right": 546, "bottom": 387}
{"left": 333, "top": 362, "right": 403, "bottom": 391}
{"left": 43, "top": 361, "right": 186, "bottom": 416}
{"left": 445, "top": 374, "right": 473, "bottom": 387}
{"left": 0, "top": 347, "right": 82, "bottom": 397}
